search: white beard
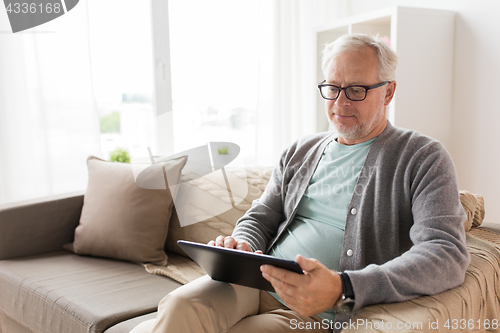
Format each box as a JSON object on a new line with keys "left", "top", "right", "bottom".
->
{"left": 331, "top": 106, "right": 386, "bottom": 140}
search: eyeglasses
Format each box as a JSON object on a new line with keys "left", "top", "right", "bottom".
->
{"left": 318, "top": 80, "right": 390, "bottom": 101}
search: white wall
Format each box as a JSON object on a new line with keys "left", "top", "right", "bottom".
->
{"left": 331, "top": 0, "right": 500, "bottom": 223}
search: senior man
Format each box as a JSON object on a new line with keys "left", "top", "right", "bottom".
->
{"left": 131, "top": 34, "right": 470, "bottom": 333}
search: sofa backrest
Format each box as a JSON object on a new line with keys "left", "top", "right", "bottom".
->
{"left": 165, "top": 165, "right": 273, "bottom": 256}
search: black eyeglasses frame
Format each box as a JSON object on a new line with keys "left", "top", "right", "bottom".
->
{"left": 317, "top": 80, "right": 390, "bottom": 101}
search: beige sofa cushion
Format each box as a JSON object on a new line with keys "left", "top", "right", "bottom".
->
{"left": 65, "top": 156, "right": 186, "bottom": 265}
{"left": 0, "top": 251, "right": 182, "bottom": 333}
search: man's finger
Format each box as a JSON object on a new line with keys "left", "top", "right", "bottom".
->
{"left": 236, "top": 241, "right": 251, "bottom": 252}
{"left": 295, "top": 254, "right": 320, "bottom": 272}
{"left": 263, "top": 270, "right": 306, "bottom": 301}
{"left": 272, "top": 280, "right": 299, "bottom": 306}
{"left": 262, "top": 271, "right": 294, "bottom": 293}
{"left": 262, "top": 271, "right": 318, "bottom": 317}
{"left": 215, "top": 235, "right": 225, "bottom": 247}
{"left": 224, "top": 236, "right": 236, "bottom": 249}
{"left": 261, "top": 265, "right": 303, "bottom": 288}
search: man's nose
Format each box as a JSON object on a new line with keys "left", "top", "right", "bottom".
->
{"left": 335, "top": 89, "right": 351, "bottom": 106}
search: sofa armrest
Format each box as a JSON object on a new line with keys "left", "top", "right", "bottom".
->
{"left": 0, "top": 191, "right": 84, "bottom": 260}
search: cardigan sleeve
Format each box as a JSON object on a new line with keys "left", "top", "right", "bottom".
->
{"left": 231, "top": 149, "right": 287, "bottom": 252}
{"left": 345, "top": 140, "right": 471, "bottom": 313}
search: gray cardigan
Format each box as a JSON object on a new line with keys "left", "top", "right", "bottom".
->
{"left": 232, "top": 122, "right": 470, "bottom": 313}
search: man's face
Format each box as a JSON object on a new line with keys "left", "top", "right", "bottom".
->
{"left": 324, "top": 46, "right": 396, "bottom": 145}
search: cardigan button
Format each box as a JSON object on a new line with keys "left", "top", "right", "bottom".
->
{"left": 350, "top": 208, "right": 357, "bottom": 215}
{"left": 347, "top": 249, "right": 353, "bottom": 256}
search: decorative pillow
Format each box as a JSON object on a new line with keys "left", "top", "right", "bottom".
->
{"left": 460, "top": 190, "right": 485, "bottom": 232}
{"left": 64, "top": 155, "right": 187, "bottom": 265}
{"left": 165, "top": 166, "right": 273, "bottom": 256}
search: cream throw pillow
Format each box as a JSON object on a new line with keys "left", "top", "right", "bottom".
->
{"left": 65, "top": 155, "right": 187, "bottom": 265}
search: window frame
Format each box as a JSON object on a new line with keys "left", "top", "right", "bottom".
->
{"left": 150, "top": 0, "right": 174, "bottom": 157}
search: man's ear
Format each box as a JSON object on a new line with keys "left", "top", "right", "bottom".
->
{"left": 384, "top": 81, "right": 396, "bottom": 106}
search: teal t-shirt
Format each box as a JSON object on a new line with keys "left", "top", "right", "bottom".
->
{"left": 269, "top": 137, "right": 374, "bottom": 321}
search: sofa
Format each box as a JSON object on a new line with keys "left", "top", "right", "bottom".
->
{"left": 0, "top": 159, "right": 499, "bottom": 333}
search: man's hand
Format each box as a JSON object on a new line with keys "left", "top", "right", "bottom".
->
{"left": 261, "top": 254, "right": 342, "bottom": 317}
{"left": 207, "top": 235, "right": 263, "bottom": 254}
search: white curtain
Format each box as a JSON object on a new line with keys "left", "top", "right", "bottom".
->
{"left": 0, "top": 0, "right": 101, "bottom": 204}
{"left": 0, "top": 0, "right": 345, "bottom": 203}
{"left": 255, "top": 0, "right": 343, "bottom": 165}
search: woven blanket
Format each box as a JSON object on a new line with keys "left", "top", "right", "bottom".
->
{"left": 143, "top": 252, "right": 205, "bottom": 285}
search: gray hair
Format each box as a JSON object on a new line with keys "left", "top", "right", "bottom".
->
{"left": 321, "top": 33, "right": 398, "bottom": 81}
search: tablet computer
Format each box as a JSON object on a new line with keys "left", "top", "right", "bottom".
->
{"left": 177, "top": 240, "right": 303, "bottom": 292}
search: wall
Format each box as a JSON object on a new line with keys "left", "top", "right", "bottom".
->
{"left": 332, "top": 0, "right": 500, "bottom": 223}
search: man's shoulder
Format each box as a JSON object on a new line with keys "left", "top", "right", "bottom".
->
{"left": 294, "top": 131, "right": 333, "bottom": 147}
{"left": 279, "top": 132, "right": 333, "bottom": 166}
{"left": 376, "top": 123, "right": 450, "bottom": 164}
{"left": 380, "top": 123, "right": 444, "bottom": 154}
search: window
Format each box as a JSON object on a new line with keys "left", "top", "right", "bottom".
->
{"left": 88, "top": 0, "right": 158, "bottom": 163}
{"left": 168, "top": 0, "right": 260, "bottom": 162}
{"left": 89, "top": 0, "right": 261, "bottom": 164}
